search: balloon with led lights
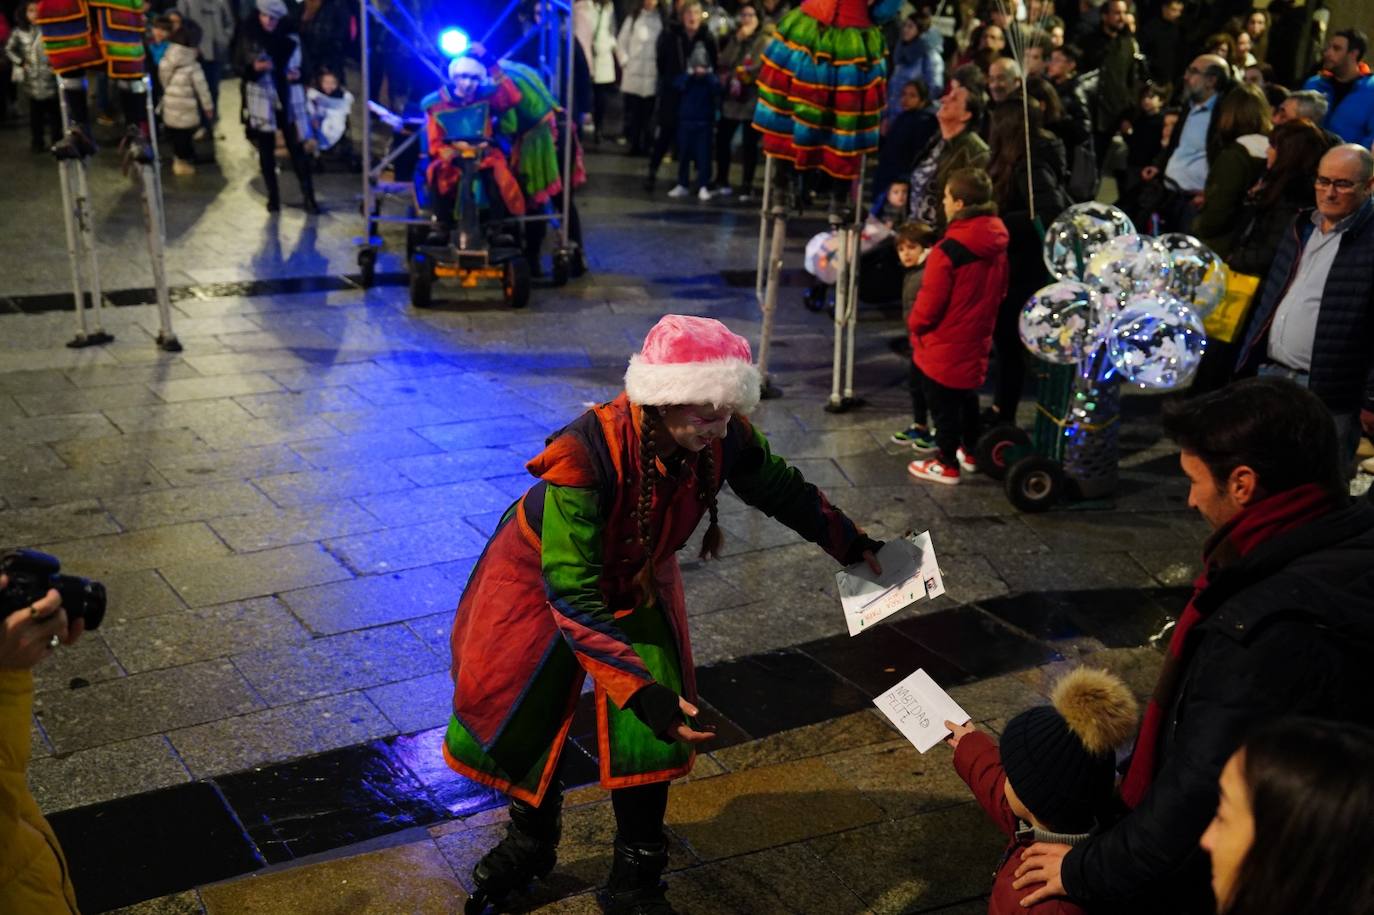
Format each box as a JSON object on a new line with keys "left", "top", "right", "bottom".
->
{"left": 1019, "top": 281, "right": 1103, "bottom": 365}
{"left": 1043, "top": 203, "right": 1136, "bottom": 281}
{"left": 1158, "top": 233, "right": 1227, "bottom": 318}
{"left": 1107, "top": 293, "right": 1208, "bottom": 392}
{"left": 1083, "top": 234, "right": 1171, "bottom": 323}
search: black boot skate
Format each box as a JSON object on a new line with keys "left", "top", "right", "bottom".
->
{"left": 464, "top": 795, "right": 562, "bottom": 914}
{"left": 597, "top": 836, "right": 675, "bottom": 915}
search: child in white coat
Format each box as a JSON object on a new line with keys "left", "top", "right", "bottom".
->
{"left": 158, "top": 21, "right": 213, "bottom": 175}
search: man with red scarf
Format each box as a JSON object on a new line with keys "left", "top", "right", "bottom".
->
{"left": 1012, "top": 378, "right": 1374, "bottom": 914}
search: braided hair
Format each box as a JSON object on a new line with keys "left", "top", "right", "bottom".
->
{"left": 631, "top": 407, "right": 661, "bottom": 605}
{"left": 697, "top": 444, "right": 723, "bottom": 561}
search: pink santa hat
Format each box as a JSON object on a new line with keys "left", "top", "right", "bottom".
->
{"left": 624, "top": 315, "right": 761, "bottom": 414}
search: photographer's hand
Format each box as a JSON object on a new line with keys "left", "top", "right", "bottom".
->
{"left": 0, "top": 577, "right": 72, "bottom": 670}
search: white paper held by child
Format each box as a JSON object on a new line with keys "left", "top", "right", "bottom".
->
{"left": 874, "top": 668, "right": 971, "bottom": 753}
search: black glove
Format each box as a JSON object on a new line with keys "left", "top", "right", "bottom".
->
{"left": 842, "top": 535, "right": 884, "bottom": 567}
{"left": 627, "top": 682, "right": 683, "bottom": 744}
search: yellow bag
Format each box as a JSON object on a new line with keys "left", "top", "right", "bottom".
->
{"left": 1205, "top": 271, "right": 1262, "bottom": 344}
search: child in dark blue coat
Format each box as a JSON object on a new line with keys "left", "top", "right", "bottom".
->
{"left": 668, "top": 44, "right": 720, "bottom": 201}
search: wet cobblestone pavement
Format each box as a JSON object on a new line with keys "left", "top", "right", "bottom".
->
{"left": 0, "top": 85, "right": 1209, "bottom": 913}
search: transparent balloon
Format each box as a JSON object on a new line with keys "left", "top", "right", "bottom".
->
{"left": 1043, "top": 203, "right": 1136, "bottom": 281}
{"left": 1159, "top": 233, "right": 1227, "bottom": 318}
{"left": 1019, "top": 281, "right": 1103, "bottom": 365}
{"left": 1083, "top": 234, "right": 1172, "bottom": 324}
{"left": 804, "top": 231, "right": 840, "bottom": 285}
{"left": 1107, "top": 293, "right": 1208, "bottom": 392}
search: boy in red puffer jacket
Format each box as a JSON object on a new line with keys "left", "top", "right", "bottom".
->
{"left": 907, "top": 167, "right": 1009, "bottom": 484}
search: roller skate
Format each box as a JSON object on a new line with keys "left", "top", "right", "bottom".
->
{"left": 464, "top": 796, "right": 561, "bottom": 914}
{"left": 596, "top": 836, "right": 675, "bottom": 915}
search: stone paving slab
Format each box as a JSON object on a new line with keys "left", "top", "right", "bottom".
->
{"left": 159, "top": 542, "right": 354, "bottom": 607}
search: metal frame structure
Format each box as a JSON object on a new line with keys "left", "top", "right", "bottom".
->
{"left": 754, "top": 159, "right": 868, "bottom": 411}
{"left": 52, "top": 72, "right": 179, "bottom": 351}
{"left": 355, "top": 0, "right": 579, "bottom": 285}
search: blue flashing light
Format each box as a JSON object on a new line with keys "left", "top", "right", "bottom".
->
{"left": 439, "top": 27, "right": 470, "bottom": 58}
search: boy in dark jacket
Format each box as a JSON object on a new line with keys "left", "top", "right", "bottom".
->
{"left": 907, "top": 167, "right": 1010, "bottom": 484}
{"left": 947, "top": 668, "right": 1138, "bottom": 915}
{"left": 668, "top": 43, "right": 720, "bottom": 200}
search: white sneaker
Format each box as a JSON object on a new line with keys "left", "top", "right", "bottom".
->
{"left": 698, "top": 186, "right": 713, "bottom": 201}
{"left": 714, "top": 185, "right": 733, "bottom": 197}
{"left": 956, "top": 447, "right": 977, "bottom": 474}
{"left": 667, "top": 184, "right": 690, "bottom": 199}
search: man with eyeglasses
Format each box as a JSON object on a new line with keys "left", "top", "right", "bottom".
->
{"left": 1236, "top": 144, "right": 1374, "bottom": 460}
{"left": 1136, "top": 54, "right": 1230, "bottom": 232}
{"left": 1301, "top": 29, "right": 1374, "bottom": 148}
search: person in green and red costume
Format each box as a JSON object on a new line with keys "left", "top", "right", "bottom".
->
{"left": 446, "top": 314, "right": 884, "bottom": 914}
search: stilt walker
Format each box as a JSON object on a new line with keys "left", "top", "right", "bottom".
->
{"left": 446, "top": 315, "right": 883, "bottom": 915}
{"left": 750, "top": 0, "right": 900, "bottom": 406}
{"left": 35, "top": 0, "right": 180, "bottom": 351}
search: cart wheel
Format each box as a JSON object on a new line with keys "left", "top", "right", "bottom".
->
{"left": 975, "top": 424, "right": 1032, "bottom": 482}
{"left": 551, "top": 252, "right": 570, "bottom": 287}
{"left": 504, "top": 258, "right": 531, "bottom": 308}
{"left": 410, "top": 254, "right": 434, "bottom": 309}
{"left": 357, "top": 248, "right": 377, "bottom": 288}
{"left": 569, "top": 248, "right": 588, "bottom": 278}
{"left": 1005, "top": 456, "right": 1063, "bottom": 514}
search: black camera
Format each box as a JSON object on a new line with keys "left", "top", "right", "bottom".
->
{"left": 0, "top": 550, "right": 107, "bottom": 631}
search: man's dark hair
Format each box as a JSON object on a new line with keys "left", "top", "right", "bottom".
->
{"left": 1161, "top": 378, "right": 1347, "bottom": 500}
{"left": 904, "top": 78, "right": 930, "bottom": 104}
{"left": 950, "top": 62, "right": 986, "bottom": 94}
{"left": 896, "top": 220, "right": 937, "bottom": 248}
{"left": 1057, "top": 43, "right": 1083, "bottom": 66}
{"left": 962, "top": 85, "right": 988, "bottom": 126}
{"left": 945, "top": 167, "right": 994, "bottom": 207}
{"left": 1335, "top": 29, "right": 1368, "bottom": 63}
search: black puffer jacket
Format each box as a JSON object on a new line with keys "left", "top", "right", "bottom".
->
{"left": 1061, "top": 500, "right": 1374, "bottom": 912}
{"left": 1236, "top": 198, "right": 1374, "bottom": 411}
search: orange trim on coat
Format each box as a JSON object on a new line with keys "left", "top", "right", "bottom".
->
{"left": 593, "top": 681, "right": 695, "bottom": 790}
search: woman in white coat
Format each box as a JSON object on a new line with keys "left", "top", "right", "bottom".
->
{"left": 617, "top": 0, "right": 663, "bottom": 154}
{"left": 575, "top": 0, "right": 620, "bottom": 144}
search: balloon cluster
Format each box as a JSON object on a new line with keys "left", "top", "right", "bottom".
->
{"left": 1022, "top": 204, "right": 1218, "bottom": 392}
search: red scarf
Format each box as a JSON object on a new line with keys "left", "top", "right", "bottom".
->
{"left": 1118, "top": 483, "right": 1335, "bottom": 808}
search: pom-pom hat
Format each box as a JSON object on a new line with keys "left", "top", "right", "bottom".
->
{"left": 256, "top": 0, "right": 288, "bottom": 19}
{"left": 625, "top": 315, "right": 762, "bottom": 414}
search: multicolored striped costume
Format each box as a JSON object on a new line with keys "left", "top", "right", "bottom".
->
{"left": 497, "top": 61, "right": 587, "bottom": 208}
{"left": 33, "top": 0, "right": 146, "bottom": 79}
{"left": 752, "top": 0, "right": 902, "bottom": 180}
{"left": 444, "top": 394, "right": 872, "bottom": 805}
{"left": 423, "top": 65, "right": 525, "bottom": 218}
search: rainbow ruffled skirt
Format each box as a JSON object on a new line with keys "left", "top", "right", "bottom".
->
{"left": 752, "top": 7, "right": 888, "bottom": 180}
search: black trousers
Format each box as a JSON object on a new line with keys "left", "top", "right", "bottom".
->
{"left": 30, "top": 97, "right": 61, "bottom": 148}
{"left": 623, "top": 93, "right": 655, "bottom": 153}
{"left": 167, "top": 126, "right": 196, "bottom": 162}
{"left": 648, "top": 90, "right": 678, "bottom": 176}
{"left": 992, "top": 291, "right": 1027, "bottom": 419}
{"left": 923, "top": 374, "right": 980, "bottom": 466}
{"left": 251, "top": 127, "right": 314, "bottom": 203}
{"left": 908, "top": 360, "right": 930, "bottom": 428}
{"left": 713, "top": 116, "right": 759, "bottom": 190}
{"left": 592, "top": 83, "right": 617, "bottom": 139}
{"left": 520, "top": 752, "right": 670, "bottom": 845}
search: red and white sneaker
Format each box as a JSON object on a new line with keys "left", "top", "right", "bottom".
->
{"left": 956, "top": 447, "right": 977, "bottom": 474}
{"left": 908, "top": 457, "right": 961, "bottom": 485}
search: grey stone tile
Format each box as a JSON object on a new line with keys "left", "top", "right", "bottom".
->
{"left": 0, "top": 440, "right": 66, "bottom": 474}
{"left": 680, "top": 566, "right": 755, "bottom": 618}
{"left": 15, "top": 383, "right": 163, "bottom": 417}
{"left": 144, "top": 314, "right": 264, "bottom": 339}
{"left": 207, "top": 500, "right": 384, "bottom": 553}
{"left": 688, "top": 600, "right": 842, "bottom": 667}
{"left": 324, "top": 518, "right": 488, "bottom": 575}
{"left": 27, "top": 735, "right": 190, "bottom": 813}
{"left": 233, "top": 385, "right": 374, "bottom": 419}
{"left": 1021, "top": 512, "right": 1188, "bottom": 554}
{"left": 267, "top": 361, "right": 397, "bottom": 391}
{"left": 0, "top": 411, "right": 121, "bottom": 444}
{"left": 160, "top": 542, "right": 354, "bottom": 607}
{"left": 290, "top": 430, "right": 442, "bottom": 469}
{"left": 194, "top": 415, "right": 341, "bottom": 450}
{"left": 392, "top": 448, "right": 528, "bottom": 486}
{"left": 102, "top": 569, "right": 189, "bottom": 621}
{"left": 104, "top": 399, "right": 255, "bottom": 434}
{"left": 0, "top": 460, "right": 172, "bottom": 509}
{"left": 0, "top": 499, "right": 121, "bottom": 550}
{"left": 355, "top": 479, "right": 514, "bottom": 527}
{"left": 365, "top": 670, "right": 454, "bottom": 734}
{"left": 35, "top": 523, "right": 231, "bottom": 578}
{"left": 255, "top": 462, "right": 417, "bottom": 507}
{"left": 0, "top": 369, "right": 76, "bottom": 395}
{"left": 406, "top": 610, "right": 453, "bottom": 662}
{"left": 167, "top": 691, "right": 396, "bottom": 777}
{"left": 149, "top": 444, "right": 313, "bottom": 486}
{"left": 991, "top": 551, "right": 1157, "bottom": 592}
{"left": 413, "top": 416, "right": 551, "bottom": 451}
{"left": 33, "top": 658, "right": 263, "bottom": 753}
{"left": 773, "top": 457, "right": 853, "bottom": 490}
{"left": 102, "top": 597, "right": 311, "bottom": 673}
{"left": 62, "top": 362, "right": 203, "bottom": 389}
{"left": 103, "top": 890, "right": 206, "bottom": 915}
{"left": 279, "top": 565, "right": 459, "bottom": 635}
{"left": 718, "top": 512, "right": 804, "bottom": 551}
{"left": 319, "top": 402, "right": 463, "bottom": 435}
{"left": 32, "top": 632, "right": 125, "bottom": 694}
{"left": 104, "top": 481, "right": 277, "bottom": 530}
{"left": 231, "top": 623, "right": 445, "bottom": 706}
{"left": 49, "top": 428, "right": 208, "bottom": 469}
{"left": 182, "top": 350, "right": 320, "bottom": 377}
{"left": 1130, "top": 548, "right": 1201, "bottom": 587}
{"left": 921, "top": 478, "right": 1021, "bottom": 518}
{"left": 666, "top": 843, "right": 868, "bottom": 915}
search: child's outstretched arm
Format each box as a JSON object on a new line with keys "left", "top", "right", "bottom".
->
{"left": 950, "top": 724, "right": 1020, "bottom": 837}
